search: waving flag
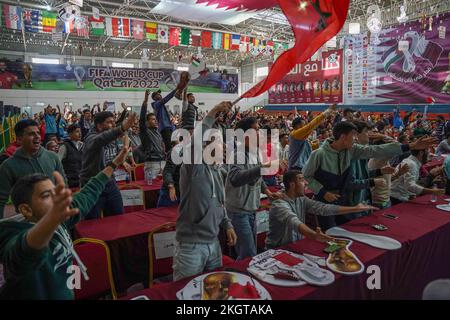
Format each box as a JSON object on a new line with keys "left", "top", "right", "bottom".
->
{"left": 242, "top": 0, "right": 350, "bottom": 98}
{"left": 3, "top": 5, "right": 22, "bottom": 30}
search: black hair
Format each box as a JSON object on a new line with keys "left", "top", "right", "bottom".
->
{"left": 332, "top": 121, "right": 357, "bottom": 140}
{"left": 236, "top": 117, "right": 257, "bottom": 132}
{"left": 398, "top": 134, "right": 408, "bottom": 144}
{"left": 283, "top": 170, "right": 302, "bottom": 191}
{"left": 14, "top": 119, "right": 39, "bottom": 137}
{"left": 187, "top": 93, "right": 194, "bottom": 97}
{"left": 279, "top": 133, "right": 289, "bottom": 140}
{"left": 343, "top": 108, "right": 354, "bottom": 115}
{"left": 292, "top": 117, "right": 305, "bottom": 128}
{"left": 11, "top": 173, "right": 50, "bottom": 212}
{"left": 94, "top": 111, "right": 114, "bottom": 127}
{"left": 146, "top": 113, "right": 156, "bottom": 121}
{"left": 352, "top": 120, "right": 370, "bottom": 134}
{"left": 82, "top": 109, "right": 91, "bottom": 114}
{"left": 67, "top": 123, "right": 80, "bottom": 134}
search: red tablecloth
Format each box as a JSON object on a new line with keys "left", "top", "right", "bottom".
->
{"left": 122, "top": 195, "right": 450, "bottom": 300}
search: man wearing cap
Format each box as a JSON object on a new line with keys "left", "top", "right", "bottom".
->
{"left": 58, "top": 124, "right": 83, "bottom": 188}
{"left": 288, "top": 105, "right": 336, "bottom": 171}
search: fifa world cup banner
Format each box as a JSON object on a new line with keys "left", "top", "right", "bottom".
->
{"left": 268, "top": 49, "right": 343, "bottom": 104}
{"left": 344, "top": 12, "right": 450, "bottom": 105}
{"left": 0, "top": 61, "right": 239, "bottom": 94}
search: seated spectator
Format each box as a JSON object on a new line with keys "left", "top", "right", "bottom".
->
{"left": 390, "top": 149, "right": 444, "bottom": 204}
{"left": 436, "top": 133, "right": 450, "bottom": 156}
{"left": 0, "top": 120, "right": 66, "bottom": 218}
{"left": 266, "top": 170, "right": 377, "bottom": 249}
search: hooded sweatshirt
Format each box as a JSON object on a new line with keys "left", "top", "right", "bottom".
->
{"left": 79, "top": 126, "right": 123, "bottom": 186}
{"left": 139, "top": 100, "right": 165, "bottom": 161}
{"left": 225, "top": 150, "right": 267, "bottom": 214}
{"left": 0, "top": 171, "right": 109, "bottom": 300}
{"left": 266, "top": 195, "right": 339, "bottom": 249}
{"left": 303, "top": 138, "right": 408, "bottom": 205}
{"left": 176, "top": 116, "right": 233, "bottom": 244}
{"left": 0, "top": 147, "right": 66, "bottom": 218}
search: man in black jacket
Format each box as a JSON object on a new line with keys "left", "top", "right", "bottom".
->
{"left": 140, "top": 90, "right": 166, "bottom": 177}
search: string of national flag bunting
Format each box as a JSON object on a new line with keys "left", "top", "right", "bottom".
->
{"left": 1, "top": 4, "right": 290, "bottom": 56}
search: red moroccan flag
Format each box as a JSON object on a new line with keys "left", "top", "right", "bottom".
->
{"left": 242, "top": 0, "right": 350, "bottom": 98}
{"left": 201, "top": 31, "right": 212, "bottom": 48}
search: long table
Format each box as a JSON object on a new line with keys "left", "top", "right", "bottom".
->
{"left": 121, "top": 195, "right": 450, "bottom": 300}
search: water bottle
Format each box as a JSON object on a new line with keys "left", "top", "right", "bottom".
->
{"left": 431, "top": 184, "right": 438, "bottom": 203}
{"left": 125, "top": 173, "right": 130, "bottom": 184}
{"left": 145, "top": 168, "right": 153, "bottom": 185}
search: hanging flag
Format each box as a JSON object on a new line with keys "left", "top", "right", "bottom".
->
{"left": 212, "top": 32, "right": 223, "bottom": 49}
{"left": 42, "top": 11, "right": 57, "bottom": 33}
{"left": 169, "top": 27, "right": 180, "bottom": 46}
{"left": 191, "top": 30, "right": 201, "bottom": 46}
{"left": 239, "top": 36, "right": 249, "bottom": 52}
{"left": 201, "top": 31, "right": 212, "bottom": 48}
{"left": 75, "top": 16, "right": 89, "bottom": 38}
{"left": 3, "top": 5, "right": 22, "bottom": 30}
{"left": 180, "top": 28, "right": 190, "bottom": 46}
{"left": 145, "top": 22, "right": 157, "bottom": 40}
{"left": 118, "top": 18, "right": 131, "bottom": 37}
{"left": 105, "top": 17, "right": 119, "bottom": 37}
{"left": 250, "top": 38, "right": 260, "bottom": 56}
{"left": 89, "top": 16, "right": 104, "bottom": 36}
{"left": 23, "top": 8, "right": 42, "bottom": 33}
{"left": 131, "top": 19, "right": 144, "bottom": 40}
{"left": 264, "top": 40, "right": 274, "bottom": 56}
{"left": 231, "top": 34, "right": 240, "bottom": 50}
{"left": 92, "top": 6, "right": 100, "bottom": 20}
{"left": 242, "top": 0, "right": 350, "bottom": 99}
{"left": 158, "top": 24, "right": 169, "bottom": 43}
{"left": 62, "top": 18, "right": 75, "bottom": 33}
{"left": 222, "top": 33, "right": 231, "bottom": 50}
{"left": 274, "top": 42, "right": 288, "bottom": 59}
{"left": 151, "top": 0, "right": 274, "bottom": 25}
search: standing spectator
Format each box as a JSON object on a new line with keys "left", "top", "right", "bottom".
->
{"left": 0, "top": 120, "right": 66, "bottom": 218}
{"left": 140, "top": 90, "right": 166, "bottom": 177}
{"left": 435, "top": 115, "right": 445, "bottom": 141}
{"left": 278, "top": 133, "right": 290, "bottom": 162}
{"left": 45, "top": 140, "right": 59, "bottom": 153}
{"left": 78, "top": 108, "right": 93, "bottom": 141}
{"left": 151, "top": 89, "right": 177, "bottom": 151}
{"left": 44, "top": 105, "right": 58, "bottom": 143}
{"left": 79, "top": 111, "right": 136, "bottom": 219}
{"left": 58, "top": 124, "right": 83, "bottom": 188}
{"left": 436, "top": 133, "right": 450, "bottom": 156}
{"left": 181, "top": 91, "right": 198, "bottom": 130}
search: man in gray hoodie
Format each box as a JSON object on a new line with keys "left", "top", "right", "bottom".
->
{"left": 174, "top": 101, "right": 237, "bottom": 281}
{"left": 266, "top": 170, "right": 378, "bottom": 249}
{"left": 225, "top": 117, "right": 282, "bottom": 260}
{"left": 79, "top": 111, "right": 136, "bottom": 219}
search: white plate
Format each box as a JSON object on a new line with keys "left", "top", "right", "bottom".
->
{"left": 247, "top": 249, "right": 334, "bottom": 287}
{"left": 176, "top": 271, "right": 271, "bottom": 300}
{"left": 436, "top": 204, "right": 450, "bottom": 212}
{"left": 131, "top": 295, "right": 150, "bottom": 300}
{"left": 326, "top": 227, "right": 402, "bottom": 250}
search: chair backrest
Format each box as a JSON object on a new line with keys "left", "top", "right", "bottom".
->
{"left": 134, "top": 164, "right": 145, "bottom": 181}
{"left": 72, "top": 238, "right": 117, "bottom": 300}
{"left": 147, "top": 222, "right": 176, "bottom": 288}
{"left": 118, "top": 184, "right": 146, "bottom": 213}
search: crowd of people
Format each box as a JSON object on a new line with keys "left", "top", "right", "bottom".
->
{"left": 0, "top": 77, "right": 449, "bottom": 299}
